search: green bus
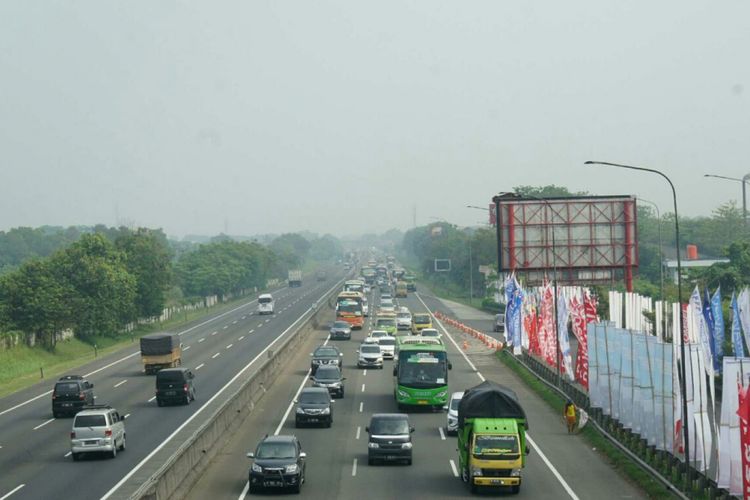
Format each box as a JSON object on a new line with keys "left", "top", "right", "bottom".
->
{"left": 393, "top": 337, "right": 452, "bottom": 410}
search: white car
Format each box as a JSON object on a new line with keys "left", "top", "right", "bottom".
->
{"left": 369, "top": 330, "right": 390, "bottom": 339}
{"left": 257, "top": 293, "right": 274, "bottom": 315}
{"left": 377, "top": 337, "right": 396, "bottom": 359}
{"left": 357, "top": 343, "right": 383, "bottom": 369}
{"left": 444, "top": 391, "right": 464, "bottom": 435}
{"left": 420, "top": 328, "right": 441, "bottom": 338}
{"left": 362, "top": 298, "right": 369, "bottom": 317}
{"left": 397, "top": 311, "right": 412, "bottom": 330}
{"left": 70, "top": 405, "right": 126, "bottom": 460}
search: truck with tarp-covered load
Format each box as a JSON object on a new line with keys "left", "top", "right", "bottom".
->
{"left": 457, "top": 381, "right": 529, "bottom": 494}
{"left": 140, "top": 333, "right": 182, "bottom": 375}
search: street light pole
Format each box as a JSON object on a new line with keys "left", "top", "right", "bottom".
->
{"left": 703, "top": 173, "right": 750, "bottom": 226}
{"left": 586, "top": 160, "right": 691, "bottom": 491}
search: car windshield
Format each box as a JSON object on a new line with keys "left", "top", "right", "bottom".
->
{"left": 299, "top": 392, "right": 329, "bottom": 404}
{"left": 259, "top": 297, "right": 272, "bottom": 304}
{"left": 378, "top": 338, "right": 396, "bottom": 346}
{"left": 413, "top": 314, "right": 430, "bottom": 323}
{"left": 314, "top": 347, "right": 338, "bottom": 357}
{"left": 256, "top": 442, "right": 297, "bottom": 459}
{"left": 315, "top": 367, "right": 340, "bottom": 379}
{"left": 370, "top": 418, "right": 409, "bottom": 435}
{"left": 398, "top": 313, "right": 410, "bottom": 319}
{"left": 473, "top": 435, "right": 519, "bottom": 456}
{"left": 361, "top": 345, "right": 380, "bottom": 354}
{"left": 55, "top": 382, "right": 79, "bottom": 394}
{"left": 450, "top": 397, "right": 462, "bottom": 411}
{"left": 371, "top": 331, "right": 387, "bottom": 337}
{"left": 377, "top": 319, "right": 396, "bottom": 327}
{"left": 157, "top": 371, "right": 185, "bottom": 383}
{"left": 338, "top": 302, "right": 362, "bottom": 314}
{"left": 74, "top": 415, "right": 106, "bottom": 427}
{"left": 422, "top": 330, "right": 439, "bottom": 337}
{"left": 333, "top": 322, "right": 350, "bottom": 328}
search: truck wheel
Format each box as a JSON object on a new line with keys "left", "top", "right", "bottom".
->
{"left": 511, "top": 485, "right": 520, "bottom": 494}
{"left": 470, "top": 482, "right": 478, "bottom": 494}
{"left": 72, "top": 452, "right": 80, "bottom": 462}
{"left": 461, "top": 467, "right": 469, "bottom": 483}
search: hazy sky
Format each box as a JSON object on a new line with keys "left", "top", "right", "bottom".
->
{"left": 1, "top": 1, "right": 749, "bottom": 238}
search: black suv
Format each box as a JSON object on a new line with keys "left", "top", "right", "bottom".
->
{"left": 52, "top": 375, "right": 95, "bottom": 418}
{"left": 295, "top": 387, "right": 333, "bottom": 428}
{"left": 247, "top": 435, "right": 306, "bottom": 494}
{"left": 366, "top": 413, "right": 414, "bottom": 465}
{"left": 155, "top": 368, "right": 195, "bottom": 406}
{"left": 310, "top": 345, "right": 342, "bottom": 375}
{"left": 311, "top": 365, "right": 345, "bottom": 398}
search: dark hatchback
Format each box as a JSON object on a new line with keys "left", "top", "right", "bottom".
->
{"left": 310, "top": 345, "right": 342, "bottom": 375}
{"left": 366, "top": 413, "right": 414, "bottom": 465}
{"left": 155, "top": 368, "right": 195, "bottom": 406}
{"left": 247, "top": 435, "right": 306, "bottom": 494}
{"left": 52, "top": 375, "right": 95, "bottom": 418}
{"left": 311, "top": 365, "right": 345, "bottom": 398}
{"left": 295, "top": 387, "right": 333, "bottom": 427}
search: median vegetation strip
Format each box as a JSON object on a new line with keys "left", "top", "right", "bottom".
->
{"left": 496, "top": 350, "right": 673, "bottom": 500}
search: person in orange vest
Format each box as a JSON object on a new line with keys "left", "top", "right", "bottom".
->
{"left": 563, "top": 400, "right": 577, "bottom": 434}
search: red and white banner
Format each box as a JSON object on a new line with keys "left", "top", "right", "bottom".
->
{"left": 570, "top": 295, "right": 588, "bottom": 390}
{"left": 540, "top": 285, "right": 556, "bottom": 367}
{"left": 524, "top": 298, "right": 540, "bottom": 356}
{"left": 738, "top": 381, "right": 750, "bottom": 499}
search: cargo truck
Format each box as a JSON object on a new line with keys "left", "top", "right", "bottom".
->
{"left": 288, "top": 269, "right": 303, "bottom": 287}
{"left": 457, "top": 381, "right": 529, "bottom": 494}
{"left": 140, "top": 333, "right": 182, "bottom": 375}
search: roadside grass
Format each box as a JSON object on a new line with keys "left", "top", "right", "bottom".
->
{"left": 0, "top": 294, "right": 256, "bottom": 399}
{"left": 496, "top": 350, "right": 675, "bottom": 500}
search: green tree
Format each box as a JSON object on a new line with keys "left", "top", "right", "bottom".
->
{"left": 51, "top": 234, "right": 137, "bottom": 339}
{"left": 0, "top": 259, "right": 73, "bottom": 350}
{"left": 115, "top": 228, "right": 174, "bottom": 318}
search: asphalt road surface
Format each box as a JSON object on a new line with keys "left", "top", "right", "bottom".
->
{"left": 0, "top": 269, "right": 346, "bottom": 500}
{"left": 186, "top": 285, "right": 646, "bottom": 500}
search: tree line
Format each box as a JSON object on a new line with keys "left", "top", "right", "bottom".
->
{"left": 0, "top": 227, "right": 343, "bottom": 350}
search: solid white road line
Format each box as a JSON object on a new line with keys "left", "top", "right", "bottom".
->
{"left": 33, "top": 418, "right": 55, "bottom": 430}
{"left": 226, "top": 344, "right": 233, "bottom": 349}
{"left": 196, "top": 363, "right": 205, "bottom": 371}
{"left": 273, "top": 369, "right": 312, "bottom": 436}
{"left": 415, "top": 292, "right": 578, "bottom": 499}
{"left": 356, "top": 427, "right": 361, "bottom": 440}
{"left": 359, "top": 402, "right": 363, "bottom": 413}
{"left": 438, "top": 427, "right": 446, "bottom": 440}
{"left": 0, "top": 484, "right": 25, "bottom": 500}
{"left": 183, "top": 345, "right": 191, "bottom": 351}
{"left": 449, "top": 459, "right": 459, "bottom": 477}
{"left": 148, "top": 396, "right": 156, "bottom": 403}
{"left": 352, "top": 458, "right": 358, "bottom": 476}
{"left": 199, "top": 338, "right": 205, "bottom": 343}
{"left": 114, "top": 380, "right": 128, "bottom": 388}
{"left": 212, "top": 353, "right": 221, "bottom": 359}
{"left": 103, "top": 279, "right": 343, "bottom": 500}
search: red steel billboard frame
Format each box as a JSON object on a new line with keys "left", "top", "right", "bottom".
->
{"left": 496, "top": 195, "right": 638, "bottom": 291}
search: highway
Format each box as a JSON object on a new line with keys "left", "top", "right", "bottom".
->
{"left": 186, "top": 285, "right": 647, "bottom": 499}
{"left": 0, "top": 269, "right": 345, "bottom": 500}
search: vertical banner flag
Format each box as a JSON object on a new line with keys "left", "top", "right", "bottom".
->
{"left": 737, "top": 380, "right": 750, "bottom": 499}
{"left": 503, "top": 274, "right": 517, "bottom": 344}
{"left": 691, "top": 287, "right": 714, "bottom": 377}
{"left": 732, "top": 292, "right": 745, "bottom": 357}
{"left": 557, "top": 291, "right": 573, "bottom": 379}
{"left": 510, "top": 278, "right": 524, "bottom": 355}
{"left": 570, "top": 295, "right": 589, "bottom": 389}
{"left": 542, "top": 285, "right": 556, "bottom": 366}
{"left": 703, "top": 288, "right": 717, "bottom": 368}
{"left": 740, "top": 288, "right": 750, "bottom": 359}
{"left": 524, "top": 295, "right": 540, "bottom": 356}
{"left": 710, "top": 287, "right": 724, "bottom": 374}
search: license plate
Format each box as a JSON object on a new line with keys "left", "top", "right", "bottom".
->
{"left": 417, "top": 400, "right": 428, "bottom": 405}
{"left": 84, "top": 440, "right": 98, "bottom": 445}
{"left": 165, "top": 391, "right": 176, "bottom": 396}
{"left": 62, "top": 403, "right": 72, "bottom": 407}
{"left": 308, "top": 418, "right": 318, "bottom": 422}
{"left": 491, "top": 479, "right": 502, "bottom": 485}
{"left": 265, "top": 481, "right": 282, "bottom": 487}
{"left": 386, "top": 455, "right": 398, "bottom": 460}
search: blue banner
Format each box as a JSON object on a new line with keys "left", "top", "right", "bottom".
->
{"left": 710, "top": 287, "right": 724, "bottom": 373}
{"left": 731, "top": 292, "right": 745, "bottom": 357}
{"left": 702, "top": 288, "right": 716, "bottom": 366}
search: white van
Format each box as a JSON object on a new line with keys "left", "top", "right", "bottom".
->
{"left": 257, "top": 293, "right": 274, "bottom": 315}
